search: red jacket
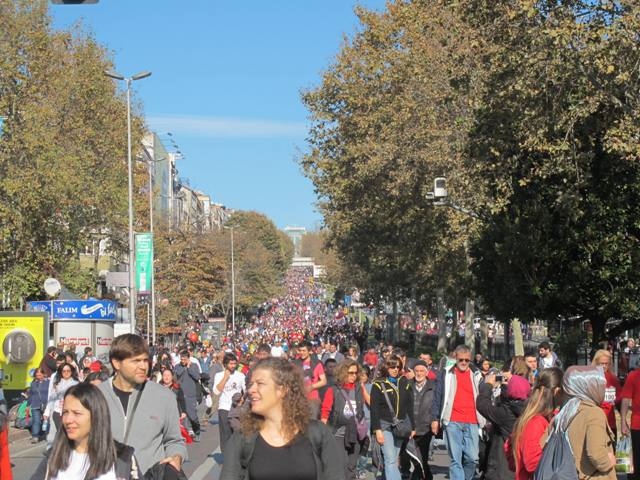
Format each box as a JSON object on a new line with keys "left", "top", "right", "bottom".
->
{"left": 515, "top": 414, "right": 549, "bottom": 480}
{"left": 600, "top": 370, "right": 621, "bottom": 435}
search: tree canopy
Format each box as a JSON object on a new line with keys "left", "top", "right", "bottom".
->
{"left": 302, "top": 0, "right": 640, "bottom": 344}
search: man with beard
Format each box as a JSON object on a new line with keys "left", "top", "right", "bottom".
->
{"left": 99, "top": 334, "right": 186, "bottom": 477}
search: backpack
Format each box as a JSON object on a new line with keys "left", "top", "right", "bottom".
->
{"left": 533, "top": 427, "right": 578, "bottom": 480}
{"left": 14, "top": 400, "right": 31, "bottom": 429}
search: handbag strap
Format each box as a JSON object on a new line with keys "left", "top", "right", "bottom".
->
{"left": 379, "top": 381, "right": 400, "bottom": 423}
{"left": 123, "top": 381, "right": 145, "bottom": 445}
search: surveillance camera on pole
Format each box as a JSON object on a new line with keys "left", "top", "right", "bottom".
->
{"left": 433, "top": 177, "right": 448, "bottom": 200}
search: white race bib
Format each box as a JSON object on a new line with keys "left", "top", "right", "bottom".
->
{"left": 604, "top": 386, "right": 616, "bottom": 404}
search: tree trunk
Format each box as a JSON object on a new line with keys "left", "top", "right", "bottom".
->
{"left": 503, "top": 318, "right": 512, "bottom": 362}
{"left": 480, "top": 318, "right": 488, "bottom": 357}
{"left": 465, "top": 298, "right": 475, "bottom": 355}
{"left": 590, "top": 317, "right": 608, "bottom": 351}
{"left": 388, "top": 294, "right": 398, "bottom": 344}
{"left": 437, "top": 288, "right": 447, "bottom": 353}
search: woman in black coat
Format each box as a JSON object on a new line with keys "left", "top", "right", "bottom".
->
{"left": 476, "top": 373, "right": 530, "bottom": 480}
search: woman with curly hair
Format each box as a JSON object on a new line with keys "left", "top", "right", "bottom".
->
{"left": 320, "top": 359, "right": 368, "bottom": 480}
{"left": 220, "top": 357, "right": 343, "bottom": 480}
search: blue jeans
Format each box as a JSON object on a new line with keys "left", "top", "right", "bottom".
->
{"left": 381, "top": 430, "right": 404, "bottom": 480}
{"left": 444, "top": 422, "right": 479, "bottom": 480}
{"left": 30, "top": 407, "right": 43, "bottom": 439}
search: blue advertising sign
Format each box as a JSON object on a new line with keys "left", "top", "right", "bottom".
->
{"left": 27, "top": 300, "right": 117, "bottom": 321}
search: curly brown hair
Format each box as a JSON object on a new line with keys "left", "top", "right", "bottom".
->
{"left": 240, "top": 357, "right": 311, "bottom": 441}
{"left": 334, "top": 359, "right": 361, "bottom": 386}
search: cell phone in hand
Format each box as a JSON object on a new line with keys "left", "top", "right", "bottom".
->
{"left": 495, "top": 375, "right": 503, "bottom": 382}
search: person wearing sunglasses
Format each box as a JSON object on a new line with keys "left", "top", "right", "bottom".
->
{"left": 431, "top": 345, "right": 485, "bottom": 480}
{"left": 370, "top": 355, "right": 415, "bottom": 480}
{"left": 320, "top": 359, "right": 368, "bottom": 480}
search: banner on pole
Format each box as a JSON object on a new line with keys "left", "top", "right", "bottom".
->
{"left": 135, "top": 233, "right": 153, "bottom": 294}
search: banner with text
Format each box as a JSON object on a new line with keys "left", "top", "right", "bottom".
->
{"left": 135, "top": 233, "right": 153, "bottom": 294}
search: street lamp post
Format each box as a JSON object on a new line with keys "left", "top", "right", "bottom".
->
{"left": 104, "top": 69, "right": 152, "bottom": 334}
{"left": 223, "top": 225, "right": 236, "bottom": 333}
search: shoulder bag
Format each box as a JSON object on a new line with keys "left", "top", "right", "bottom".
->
{"left": 380, "top": 382, "right": 412, "bottom": 439}
{"left": 337, "top": 388, "right": 368, "bottom": 440}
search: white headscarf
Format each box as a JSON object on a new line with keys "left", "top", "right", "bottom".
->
{"left": 554, "top": 365, "right": 605, "bottom": 431}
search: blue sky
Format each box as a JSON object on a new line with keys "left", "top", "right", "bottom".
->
{"left": 50, "top": 1, "right": 386, "bottom": 231}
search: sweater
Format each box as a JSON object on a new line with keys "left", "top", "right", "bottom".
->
{"left": 98, "top": 378, "right": 187, "bottom": 475}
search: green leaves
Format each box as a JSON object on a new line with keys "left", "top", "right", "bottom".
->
{"left": 303, "top": 0, "right": 640, "bottom": 343}
{"left": 0, "top": 0, "right": 133, "bottom": 306}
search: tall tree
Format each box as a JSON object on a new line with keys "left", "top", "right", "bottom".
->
{"left": 0, "top": 0, "right": 143, "bottom": 304}
{"left": 466, "top": 0, "right": 640, "bottom": 345}
{"left": 301, "top": 0, "right": 489, "bottom": 336}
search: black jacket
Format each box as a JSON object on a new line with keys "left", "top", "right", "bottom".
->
{"left": 370, "top": 377, "right": 415, "bottom": 432}
{"left": 412, "top": 379, "right": 435, "bottom": 436}
{"left": 220, "top": 420, "right": 344, "bottom": 480}
{"left": 475, "top": 383, "right": 526, "bottom": 480}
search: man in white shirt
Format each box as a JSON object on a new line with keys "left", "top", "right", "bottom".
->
{"left": 212, "top": 352, "right": 245, "bottom": 455}
{"left": 270, "top": 340, "right": 285, "bottom": 358}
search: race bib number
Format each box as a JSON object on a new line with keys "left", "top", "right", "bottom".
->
{"left": 604, "top": 387, "right": 616, "bottom": 404}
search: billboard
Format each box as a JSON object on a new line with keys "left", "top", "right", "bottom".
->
{"left": 27, "top": 300, "right": 117, "bottom": 321}
{"left": 0, "top": 312, "right": 47, "bottom": 390}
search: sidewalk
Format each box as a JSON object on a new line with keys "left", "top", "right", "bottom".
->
{"left": 8, "top": 425, "right": 30, "bottom": 444}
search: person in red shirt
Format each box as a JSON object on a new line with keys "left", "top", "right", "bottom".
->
{"left": 621, "top": 367, "right": 640, "bottom": 480}
{"left": 363, "top": 347, "right": 379, "bottom": 369}
{"left": 431, "top": 345, "right": 483, "bottom": 480}
{"left": 509, "top": 367, "right": 563, "bottom": 480}
{"left": 592, "top": 349, "right": 621, "bottom": 437}
{"left": 293, "top": 341, "right": 326, "bottom": 419}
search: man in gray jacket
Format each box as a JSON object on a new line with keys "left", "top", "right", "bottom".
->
{"left": 99, "top": 334, "right": 186, "bottom": 476}
{"left": 175, "top": 349, "right": 201, "bottom": 441}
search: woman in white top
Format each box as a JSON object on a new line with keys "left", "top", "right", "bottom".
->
{"left": 46, "top": 383, "right": 135, "bottom": 480}
{"left": 44, "top": 362, "right": 79, "bottom": 431}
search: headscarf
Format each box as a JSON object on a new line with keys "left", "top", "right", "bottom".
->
{"left": 554, "top": 365, "right": 605, "bottom": 431}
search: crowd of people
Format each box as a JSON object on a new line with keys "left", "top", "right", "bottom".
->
{"left": 0, "top": 265, "right": 638, "bottom": 480}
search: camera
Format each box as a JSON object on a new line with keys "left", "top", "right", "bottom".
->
{"left": 495, "top": 374, "right": 503, "bottom": 382}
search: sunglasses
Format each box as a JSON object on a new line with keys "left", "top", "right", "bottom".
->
{"left": 388, "top": 365, "right": 400, "bottom": 370}
{"left": 457, "top": 359, "right": 471, "bottom": 363}
{"left": 348, "top": 370, "right": 359, "bottom": 374}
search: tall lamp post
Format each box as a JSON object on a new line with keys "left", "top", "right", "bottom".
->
{"left": 104, "top": 69, "right": 152, "bottom": 333}
{"left": 141, "top": 152, "right": 166, "bottom": 346}
{"left": 223, "top": 225, "right": 236, "bottom": 333}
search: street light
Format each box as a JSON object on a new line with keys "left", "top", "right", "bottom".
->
{"left": 104, "top": 69, "right": 152, "bottom": 333}
{"left": 223, "top": 225, "right": 236, "bottom": 333}
{"left": 140, "top": 148, "right": 167, "bottom": 346}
